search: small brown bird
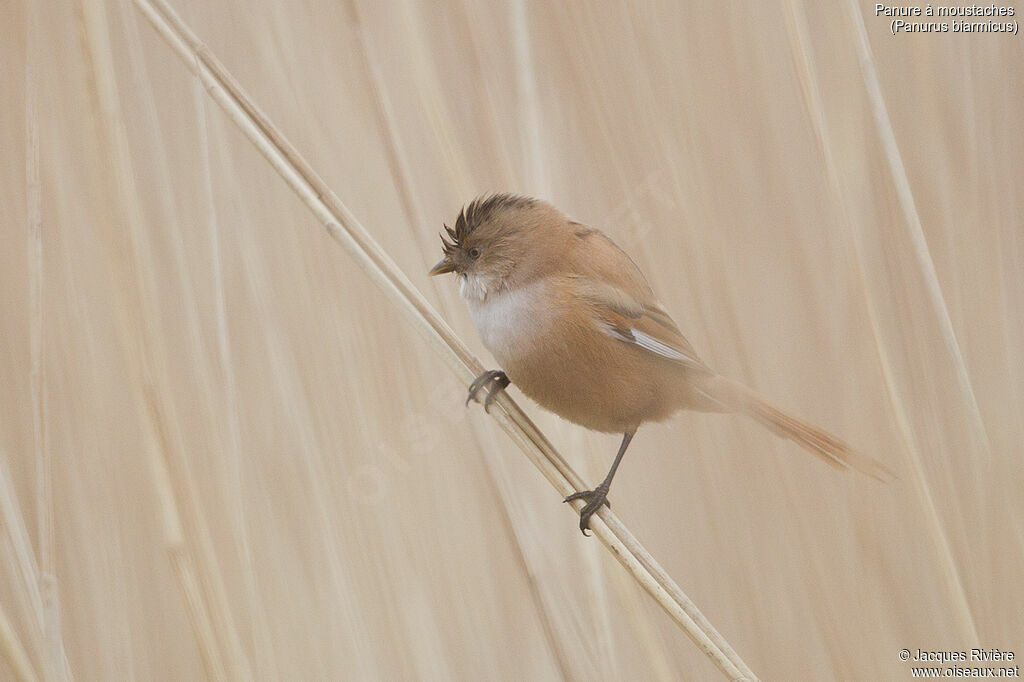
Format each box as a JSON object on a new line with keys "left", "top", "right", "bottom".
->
{"left": 430, "top": 194, "right": 892, "bottom": 534}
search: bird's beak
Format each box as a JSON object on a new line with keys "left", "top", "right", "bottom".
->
{"left": 429, "top": 257, "right": 456, "bottom": 276}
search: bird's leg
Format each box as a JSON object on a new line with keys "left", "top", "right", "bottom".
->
{"left": 564, "top": 430, "right": 635, "bottom": 536}
{"left": 466, "top": 369, "right": 510, "bottom": 413}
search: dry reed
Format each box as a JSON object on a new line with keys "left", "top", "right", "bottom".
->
{"left": 784, "top": 0, "right": 979, "bottom": 645}
{"left": 130, "top": 0, "right": 759, "bottom": 678}
{"left": 0, "top": 599, "right": 37, "bottom": 682}
{"left": 77, "top": 0, "right": 253, "bottom": 678}
{"left": 24, "top": 4, "right": 64, "bottom": 679}
{"left": 0, "top": 456, "right": 45, "bottom": 682}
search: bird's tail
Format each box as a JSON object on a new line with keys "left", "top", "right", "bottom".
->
{"left": 696, "top": 375, "right": 895, "bottom": 481}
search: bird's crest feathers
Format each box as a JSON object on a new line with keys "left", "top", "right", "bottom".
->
{"left": 439, "top": 193, "right": 537, "bottom": 254}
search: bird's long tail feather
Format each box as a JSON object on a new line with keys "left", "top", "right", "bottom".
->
{"left": 698, "top": 376, "right": 895, "bottom": 481}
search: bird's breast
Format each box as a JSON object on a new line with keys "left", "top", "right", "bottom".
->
{"left": 463, "top": 275, "right": 686, "bottom": 432}
{"left": 465, "top": 280, "right": 549, "bottom": 366}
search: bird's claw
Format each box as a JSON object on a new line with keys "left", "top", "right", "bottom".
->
{"left": 564, "top": 484, "right": 611, "bottom": 536}
{"left": 466, "top": 370, "right": 510, "bottom": 413}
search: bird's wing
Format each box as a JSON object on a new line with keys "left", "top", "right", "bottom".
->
{"left": 572, "top": 277, "right": 713, "bottom": 374}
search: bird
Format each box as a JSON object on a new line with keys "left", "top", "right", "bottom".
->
{"left": 429, "top": 194, "right": 892, "bottom": 535}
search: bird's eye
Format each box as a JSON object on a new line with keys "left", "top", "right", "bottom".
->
{"left": 468, "top": 246, "right": 481, "bottom": 259}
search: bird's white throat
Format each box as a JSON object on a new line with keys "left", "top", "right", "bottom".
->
{"left": 459, "top": 272, "right": 499, "bottom": 302}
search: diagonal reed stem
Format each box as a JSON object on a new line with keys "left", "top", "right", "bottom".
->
{"left": 131, "top": 0, "right": 758, "bottom": 678}
{"left": 0, "top": 600, "right": 38, "bottom": 682}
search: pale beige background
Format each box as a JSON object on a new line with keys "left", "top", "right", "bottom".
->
{"left": 2, "top": 0, "right": 1022, "bottom": 680}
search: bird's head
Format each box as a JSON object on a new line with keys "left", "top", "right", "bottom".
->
{"left": 429, "top": 194, "right": 561, "bottom": 299}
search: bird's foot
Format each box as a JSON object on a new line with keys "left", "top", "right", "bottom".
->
{"left": 466, "top": 370, "right": 510, "bottom": 413}
{"left": 564, "top": 483, "right": 611, "bottom": 536}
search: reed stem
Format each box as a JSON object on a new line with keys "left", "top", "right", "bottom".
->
{"left": 131, "top": 1, "right": 758, "bottom": 677}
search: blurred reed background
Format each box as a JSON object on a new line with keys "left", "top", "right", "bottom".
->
{"left": 2, "top": 0, "right": 1022, "bottom": 679}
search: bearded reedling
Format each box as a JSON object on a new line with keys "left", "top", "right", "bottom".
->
{"left": 430, "top": 194, "right": 892, "bottom": 534}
